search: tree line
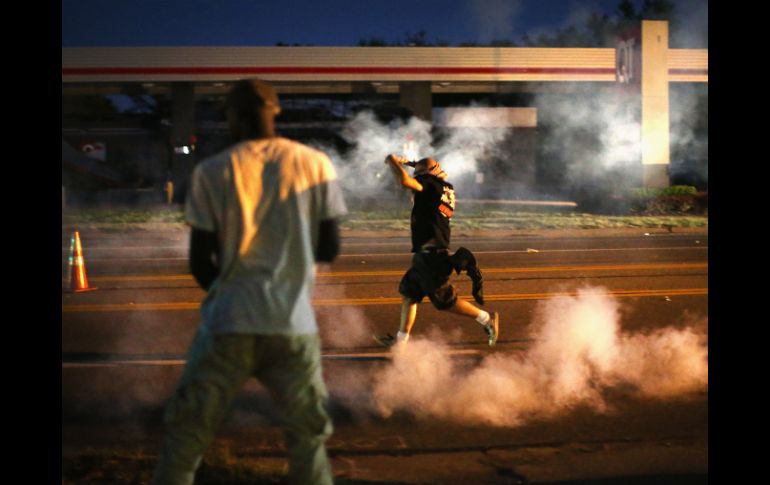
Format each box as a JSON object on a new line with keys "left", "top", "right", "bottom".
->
{"left": 356, "top": 0, "right": 677, "bottom": 48}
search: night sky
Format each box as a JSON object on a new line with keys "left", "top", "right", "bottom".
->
{"left": 62, "top": 0, "right": 708, "bottom": 48}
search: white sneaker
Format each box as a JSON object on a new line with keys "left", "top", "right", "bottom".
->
{"left": 483, "top": 312, "right": 499, "bottom": 346}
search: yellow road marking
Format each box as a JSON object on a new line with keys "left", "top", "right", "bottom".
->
{"left": 63, "top": 302, "right": 200, "bottom": 312}
{"left": 318, "top": 262, "right": 707, "bottom": 277}
{"left": 61, "top": 347, "right": 493, "bottom": 367}
{"left": 62, "top": 288, "right": 707, "bottom": 313}
{"left": 63, "top": 360, "right": 187, "bottom": 368}
{"left": 89, "top": 274, "right": 192, "bottom": 282}
{"left": 88, "top": 262, "right": 707, "bottom": 282}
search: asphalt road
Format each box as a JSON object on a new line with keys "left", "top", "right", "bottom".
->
{"left": 62, "top": 227, "right": 708, "bottom": 484}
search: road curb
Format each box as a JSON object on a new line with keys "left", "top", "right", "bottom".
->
{"left": 62, "top": 223, "right": 708, "bottom": 240}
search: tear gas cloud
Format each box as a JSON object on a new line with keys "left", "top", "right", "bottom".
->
{"left": 534, "top": 85, "right": 707, "bottom": 191}
{"left": 314, "top": 105, "right": 514, "bottom": 200}
{"left": 315, "top": 94, "right": 706, "bottom": 204}
{"left": 333, "top": 110, "right": 433, "bottom": 196}
{"left": 535, "top": 89, "right": 643, "bottom": 189}
{"left": 669, "top": 83, "right": 708, "bottom": 183}
{"left": 333, "top": 286, "right": 707, "bottom": 427}
{"left": 315, "top": 264, "right": 376, "bottom": 348}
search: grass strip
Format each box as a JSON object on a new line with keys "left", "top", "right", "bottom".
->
{"left": 63, "top": 207, "right": 707, "bottom": 231}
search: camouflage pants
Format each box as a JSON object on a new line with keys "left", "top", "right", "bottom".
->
{"left": 151, "top": 329, "right": 334, "bottom": 485}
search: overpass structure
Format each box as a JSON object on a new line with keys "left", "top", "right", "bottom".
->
{"left": 62, "top": 20, "right": 707, "bottom": 197}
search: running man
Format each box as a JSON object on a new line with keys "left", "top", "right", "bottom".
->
{"left": 374, "top": 154, "right": 499, "bottom": 347}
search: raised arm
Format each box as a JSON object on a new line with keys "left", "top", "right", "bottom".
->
{"left": 384, "top": 154, "right": 423, "bottom": 192}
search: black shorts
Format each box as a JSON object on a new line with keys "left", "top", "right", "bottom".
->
{"left": 398, "top": 251, "right": 457, "bottom": 310}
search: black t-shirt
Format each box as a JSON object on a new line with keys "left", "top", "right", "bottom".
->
{"left": 410, "top": 174, "right": 456, "bottom": 252}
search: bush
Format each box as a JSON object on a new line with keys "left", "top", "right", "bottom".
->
{"left": 628, "top": 185, "right": 697, "bottom": 198}
{"left": 643, "top": 194, "right": 695, "bottom": 214}
{"left": 627, "top": 186, "right": 706, "bottom": 215}
{"left": 694, "top": 191, "right": 708, "bottom": 214}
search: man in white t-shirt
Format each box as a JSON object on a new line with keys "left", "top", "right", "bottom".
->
{"left": 152, "top": 78, "right": 347, "bottom": 485}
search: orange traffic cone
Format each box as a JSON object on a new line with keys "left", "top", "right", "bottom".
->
{"left": 64, "top": 230, "right": 97, "bottom": 292}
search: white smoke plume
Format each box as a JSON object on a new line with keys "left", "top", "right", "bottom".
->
{"left": 432, "top": 106, "right": 511, "bottom": 180}
{"left": 534, "top": 85, "right": 707, "bottom": 193}
{"left": 331, "top": 110, "right": 434, "bottom": 197}
{"left": 669, "top": 83, "right": 708, "bottom": 185}
{"left": 535, "top": 88, "right": 643, "bottom": 190}
{"left": 315, "top": 263, "right": 377, "bottom": 348}
{"left": 317, "top": 105, "right": 513, "bottom": 201}
{"left": 368, "top": 286, "right": 707, "bottom": 427}
{"left": 317, "top": 301, "right": 375, "bottom": 348}
{"left": 316, "top": 90, "right": 707, "bottom": 204}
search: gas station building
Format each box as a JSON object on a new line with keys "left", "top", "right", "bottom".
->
{"left": 62, "top": 20, "right": 707, "bottom": 203}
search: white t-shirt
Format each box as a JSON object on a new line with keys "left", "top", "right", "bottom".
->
{"left": 185, "top": 137, "right": 347, "bottom": 335}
